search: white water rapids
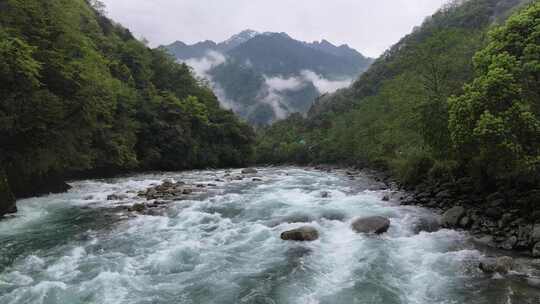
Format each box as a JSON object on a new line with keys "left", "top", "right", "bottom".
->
{"left": 1, "top": 167, "right": 539, "bottom": 303}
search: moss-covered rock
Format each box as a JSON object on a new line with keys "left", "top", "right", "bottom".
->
{"left": 0, "top": 169, "right": 16, "bottom": 216}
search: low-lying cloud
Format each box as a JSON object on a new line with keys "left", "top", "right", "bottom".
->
{"left": 300, "top": 70, "right": 353, "bottom": 94}
{"left": 183, "top": 51, "right": 225, "bottom": 79}
{"left": 182, "top": 54, "right": 355, "bottom": 122}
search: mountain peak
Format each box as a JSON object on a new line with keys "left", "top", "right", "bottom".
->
{"left": 220, "top": 30, "right": 260, "bottom": 51}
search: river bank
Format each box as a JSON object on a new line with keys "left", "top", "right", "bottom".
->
{"left": 310, "top": 164, "right": 540, "bottom": 258}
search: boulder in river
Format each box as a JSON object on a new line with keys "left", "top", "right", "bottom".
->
{"left": 281, "top": 226, "right": 319, "bottom": 241}
{"left": 441, "top": 206, "right": 466, "bottom": 228}
{"left": 412, "top": 216, "right": 440, "bottom": 234}
{"left": 352, "top": 216, "right": 390, "bottom": 234}
{"left": 241, "top": 168, "right": 258, "bottom": 174}
{"left": 479, "top": 256, "right": 513, "bottom": 274}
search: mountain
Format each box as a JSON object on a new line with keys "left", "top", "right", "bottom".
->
{"left": 163, "top": 31, "right": 373, "bottom": 125}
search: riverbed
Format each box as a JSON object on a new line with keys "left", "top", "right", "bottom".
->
{"left": 0, "top": 167, "right": 539, "bottom": 303}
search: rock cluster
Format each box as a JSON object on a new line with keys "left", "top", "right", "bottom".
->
{"left": 401, "top": 178, "right": 540, "bottom": 256}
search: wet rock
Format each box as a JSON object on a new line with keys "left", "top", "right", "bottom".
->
{"left": 107, "top": 194, "right": 128, "bottom": 201}
{"left": 459, "top": 216, "right": 471, "bottom": 228}
{"left": 83, "top": 195, "right": 94, "bottom": 200}
{"left": 182, "top": 188, "right": 193, "bottom": 195}
{"left": 473, "top": 235, "right": 494, "bottom": 247}
{"left": 532, "top": 242, "right": 540, "bottom": 258}
{"left": 128, "top": 203, "right": 146, "bottom": 213}
{"left": 485, "top": 208, "right": 502, "bottom": 220}
{"left": 241, "top": 168, "right": 258, "bottom": 174}
{"left": 281, "top": 226, "right": 319, "bottom": 241}
{"left": 413, "top": 217, "right": 440, "bottom": 234}
{"left": 321, "top": 191, "right": 330, "bottom": 198}
{"left": 382, "top": 195, "right": 390, "bottom": 202}
{"left": 252, "top": 178, "right": 263, "bottom": 182}
{"left": 207, "top": 183, "right": 217, "bottom": 187}
{"left": 479, "top": 256, "right": 513, "bottom": 274}
{"left": 532, "top": 225, "right": 540, "bottom": 243}
{"left": 499, "top": 236, "right": 517, "bottom": 250}
{"left": 352, "top": 216, "right": 390, "bottom": 234}
{"left": 436, "top": 190, "right": 451, "bottom": 199}
{"left": 441, "top": 206, "right": 466, "bottom": 228}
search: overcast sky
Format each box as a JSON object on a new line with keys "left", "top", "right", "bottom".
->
{"left": 101, "top": 0, "right": 449, "bottom": 58}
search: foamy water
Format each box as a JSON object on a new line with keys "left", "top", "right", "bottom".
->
{"left": 1, "top": 167, "right": 539, "bottom": 303}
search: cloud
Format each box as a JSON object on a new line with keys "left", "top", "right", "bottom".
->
{"left": 182, "top": 51, "right": 225, "bottom": 79}
{"left": 259, "top": 71, "right": 352, "bottom": 120}
{"left": 300, "top": 70, "right": 352, "bottom": 94}
{"left": 101, "top": 0, "right": 448, "bottom": 58}
{"left": 264, "top": 75, "right": 305, "bottom": 92}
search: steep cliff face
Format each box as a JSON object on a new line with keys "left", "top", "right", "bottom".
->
{"left": 0, "top": 169, "right": 16, "bottom": 217}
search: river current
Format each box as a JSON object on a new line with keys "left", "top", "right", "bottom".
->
{"left": 1, "top": 167, "right": 539, "bottom": 304}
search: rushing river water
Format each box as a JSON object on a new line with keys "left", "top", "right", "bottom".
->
{"left": 1, "top": 167, "right": 540, "bottom": 304}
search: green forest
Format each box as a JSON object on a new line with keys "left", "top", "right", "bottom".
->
{"left": 256, "top": 0, "right": 539, "bottom": 191}
{"left": 0, "top": 0, "right": 255, "bottom": 210}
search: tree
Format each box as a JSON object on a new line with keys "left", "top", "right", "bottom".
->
{"left": 449, "top": 1, "right": 540, "bottom": 179}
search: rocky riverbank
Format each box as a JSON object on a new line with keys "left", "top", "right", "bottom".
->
{"left": 312, "top": 165, "right": 540, "bottom": 258}
{"left": 399, "top": 178, "right": 540, "bottom": 257}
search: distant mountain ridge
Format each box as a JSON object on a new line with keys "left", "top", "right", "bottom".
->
{"left": 162, "top": 30, "right": 373, "bottom": 124}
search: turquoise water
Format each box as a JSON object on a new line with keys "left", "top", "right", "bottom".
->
{"left": 0, "top": 167, "right": 539, "bottom": 303}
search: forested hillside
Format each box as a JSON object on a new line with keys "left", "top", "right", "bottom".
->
{"left": 0, "top": 0, "right": 255, "bottom": 215}
{"left": 256, "top": 0, "right": 538, "bottom": 189}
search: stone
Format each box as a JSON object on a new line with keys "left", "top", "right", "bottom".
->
{"left": 241, "top": 168, "right": 258, "bottom": 174}
{"left": 485, "top": 208, "right": 502, "bottom": 220}
{"left": 500, "top": 236, "right": 517, "bottom": 250}
{"left": 321, "top": 191, "right": 330, "bottom": 198}
{"left": 252, "top": 178, "right": 263, "bottom": 182}
{"left": 479, "top": 256, "right": 513, "bottom": 274}
{"left": 532, "top": 242, "right": 540, "bottom": 258}
{"left": 436, "top": 190, "right": 451, "bottom": 199}
{"left": 441, "top": 206, "right": 466, "bottom": 228}
{"left": 352, "top": 216, "right": 391, "bottom": 234}
{"left": 128, "top": 203, "right": 146, "bottom": 213}
{"left": 107, "top": 194, "right": 128, "bottom": 201}
{"left": 382, "top": 195, "right": 390, "bottom": 202}
{"left": 413, "top": 217, "right": 440, "bottom": 234}
{"left": 280, "top": 226, "right": 319, "bottom": 241}
{"left": 459, "top": 216, "right": 471, "bottom": 228}
{"left": 532, "top": 225, "right": 540, "bottom": 243}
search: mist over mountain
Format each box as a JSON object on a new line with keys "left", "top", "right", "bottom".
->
{"left": 163, "top": 30, "right": 373, "bottom": 124}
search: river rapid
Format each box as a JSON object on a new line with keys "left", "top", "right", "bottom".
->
{"left": 1, "top": 167, "right": 539, "bottom": 304}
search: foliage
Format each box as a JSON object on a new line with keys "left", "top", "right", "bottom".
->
{"left": 0, "top": 0, "right": 255, "bottom": 197}
{"left": 449, "top": 1, "right": 540, "bottom": 179}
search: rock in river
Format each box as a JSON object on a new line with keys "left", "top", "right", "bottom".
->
{"left": 441, "top": 206, "right": 465, "bottom": 228}
{"left": 281, "top": 226, "right": 319, "bottom": 241}
{"left": 352, "top": 216, "right": 390, "bottom": 234}
{"left": 479, "top": 256, "right": 513, "bottom": 274}
{"left": 241, "top": 168, "right": 258, "bottom": 174}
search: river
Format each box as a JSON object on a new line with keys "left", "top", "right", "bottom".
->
{"left": 1, "top": 167, "right": 539, "bottom": 304}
